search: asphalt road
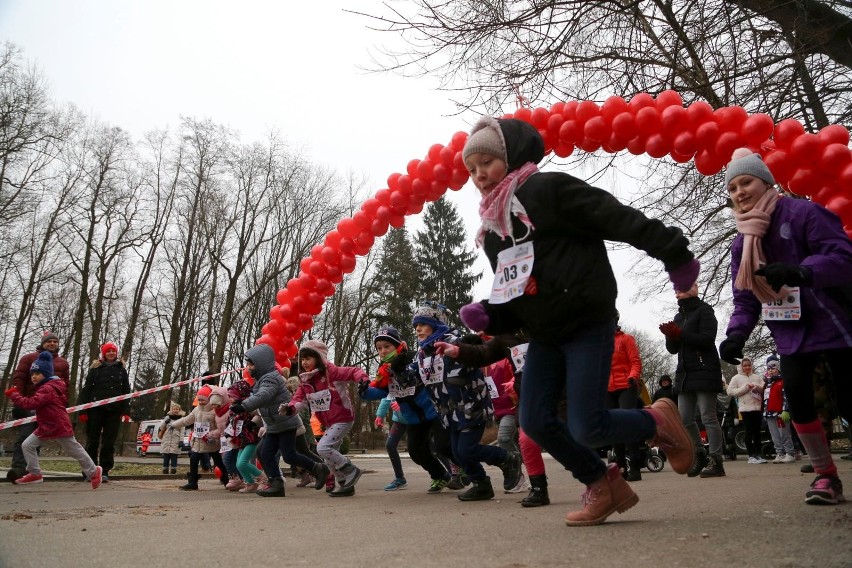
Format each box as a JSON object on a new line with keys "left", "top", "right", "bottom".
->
{"left": 0, "top": 455, "right": 850, "bottom": 568}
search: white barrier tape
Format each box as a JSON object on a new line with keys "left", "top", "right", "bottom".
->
{"left": 0, "top": 368, "right": 242, "bottom": 431}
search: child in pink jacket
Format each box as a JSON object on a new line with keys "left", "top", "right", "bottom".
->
{"left": 282, "top": 339, "right": 369, "bottom": 497}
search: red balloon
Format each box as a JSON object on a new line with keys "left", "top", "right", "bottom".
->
{"left": 321, "top": 246, "right": 340, "bottom": 265}
{"left": 550, "top": 101, "right": 565, "bottom": 115}
{"left": 411, "top": 178, "right": 429, "bottom": 198}
{"left": 375, "top": 205, "right": 391, "bottom": 223}
{"left": 818, "top": 143, "right": 852, "bottom": 176}
{"left": 584, "top": 117, "right": 610, "bottom": 143}
{"left": 387, "top": 172, "right": 402, "bottom": 192}
{"left": 560, "top": 101, "right": 577, "bottom": 120}
{"left": 694, "top": 149, "right": 725, "bottom": 176}
{"left": 603, "top": 134, "right": 628, "bottom": 153}
{"left": 389, "top": 213, "right": 405, "bottom": 229}
{"left": 309, "top": 260, "right": 327, "bottom": 277}
{"left": 554, "top": 142, "right": 574, "bottom": 158}
{"left": 256, "top": 334, "right": 276, "bottom": 348}
{"left": 283, "top": 321, "right": 298, "bottom": 337}
{"left": 655, "top": 90, "right": 683, "bottom": 109}
{"left": 558, "top": 120, "right": 583, "bottom": 144}
{"left": 714, "top": 106, "right": 748, "bottom": 132}
{"left": 741, "top": 113, "right": 774, "bottom": 145}
{"left": 427, "top": 143, "right": 444, "bottom": 163}
{"left": 337, "top": 218, "right": 359, "bottom": 239}
{"left": 645, "top": 134, "right": 670, "bottom": 158}
{"left": 789, "top": 133, "right": 824, "bottom": 167}
{"left": 432, "top": 164, "right": 450, "bottom": 182}
{"left": 371, "top": 217, "right": 390, "bottom": 237}
{"left": 339, "top": 254, "right": 357, "bottom": 273}
{"left": 672, "top": 132, "right": 697, "bottom": 156}
{"left": 285, "top": 343, "right": 298, "bottom": 358}
{"left": 817, "top": 124, "right": 850, "bottom": 146}
{"left": 292, "top": 294, "right": 308, "bottom": 312}
{"left": 438, "top": 146, "right": 455, "bottom": 167}
{"left": 361, "top": 199, "right": 380, "bottom": 216}
{"left": 287, "top": 277, "right": 306, "bottom": 297}
{"left": 514, "top": 107, "right": 533, "bottom": 123}
{"left": 353, "top": 211, "right": 372, "bottom": 230}
{"left": 715, "top": 131, "right": 746, "bottom": 161}
{"left": 269, "top": 304, "right": 284, "bottom": 322}
{"left": 390, "top": 190, "right": 408, "bottom": 209}
{"left": 628, "top": 93, "right": 655, "bottom": 113}
{"left": 670, "top": 150, "right": 693, "bottom": 164}
{"left": 577, "top": 137, "right": 602, "bottom": 153}
{"left": 406, "top": 159, "right": 420, "bottom": 177}
{"left": 825, "top": 195, "right": 852, "bottom": 220}
{"left": 773, "top": 119, "right": 806, "bottom": 149}
{"left": 763, "top": 151, "right": 795, "bottom": 186}
{"left": 326, "top": 265, "right": 343, "bottom": 284}
{"left": 297, "top": 313, "right": 313, "bottom": 331}
{"left": 786, "top": 168, "right": 818, "bottom": 197}
{"left": 626, "top": 136, "right": 647, "bottom": 156}
{"left": 278, "top": 302, "right": 294, "bottom": 321}
{"left": 687, "top": 101, "right": 715, "bottom": 128}
{"left": 531, "top": 107, "right": 551, "bottom": 128}
{"left": 600, "top": 96, "right": 628, "bottom": 122}
{"left": 417, "top": 159, "right": 435, "bottom": 182}
{"left": 276, "top": 288, "right": 291, "bottom": 305}
{"left": 299, "top": 257, "right": 312, "bottom": 274}
{"left": 575, "top": 101, "right": 601, "bottom": 124}
{"left": 338, "top": 238, "right": 355, "bottom": 255}
{"left": 298, "top": 272, "right": 317, "bottom": 290}
{"left": 315, "top": 278, "right": 334, "bottom": 296}
{"left": 611, "top": 112, "right": 638, "bottom": 140}
{"left": 695, "top": 121, "right": 721, "bottom": 149}
{"left": 375, "top": 188, "right": 392, "bottom": 205}
{"left": 546, "top": 114, "right": 565, "bottom": 137}
{"left": 310, "top": 244, "right": 324, "bottom": 260}
{"left": 635, "top": 107, "right": 661, "bottom": 136}
{"left": 660, "top": 105, "right": 687, "bottom": 136}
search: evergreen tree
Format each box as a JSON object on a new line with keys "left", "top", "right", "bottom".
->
{"left": 414, "top": 197, "right": 481, "bottom": 327}
{"left": 374, "top": 227, "right": 420, "bottom": 340}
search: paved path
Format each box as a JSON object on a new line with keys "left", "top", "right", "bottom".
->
{"left": 0, "top": 455, "right": 850, "bottom": 568}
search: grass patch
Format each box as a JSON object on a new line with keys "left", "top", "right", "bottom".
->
{"left": 0, "top": 458, "right": 180, "bottom": 476}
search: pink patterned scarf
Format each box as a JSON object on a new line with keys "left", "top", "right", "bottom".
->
{"left": 476, "top": 162, "right": 539, "bottom": 247}
{"left": 733, "top": 189, "right": 786, "bottom": 302}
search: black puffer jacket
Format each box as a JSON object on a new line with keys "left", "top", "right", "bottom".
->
{"left": 78, "top": 360, "right": 131, "bottom": 412}
{"left": 478, "top": 119, "right": 695, "bottom": 340}
{"left": 665, "top": 296, "right": 723, "bottom": 393}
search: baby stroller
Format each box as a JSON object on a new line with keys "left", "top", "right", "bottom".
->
{"left": 606, "top": 442, "right": 667, "bottom": 473}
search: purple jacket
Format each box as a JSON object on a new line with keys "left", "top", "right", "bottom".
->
{"left": 726, "top": 196, "right": 852, "bottom": 355}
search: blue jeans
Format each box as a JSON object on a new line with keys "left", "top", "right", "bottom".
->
{"left": 259, "top": 430, "right": 318, "bottom": 480}
{"left": 449, "top": 421, "right": 507, "bottom": 482}
{"left": 519, "top": 320, "right": 656, "bottom": 485}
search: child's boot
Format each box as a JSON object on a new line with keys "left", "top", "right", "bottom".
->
{"left": 170, "top": 468, "right": 177, "bottom": 474}
{"left": 296, "top": 469, "right": 314, "bottom": 487}
{"left": 687, "top": 447, "right": 708, "bottom": 477}
{"left": 699, "top": 454, "right": 726, "bottom": 478}
{"left": 565, "top": 463, "right": 638, "bottom": 526}
{"left": 646, "top": 398, "right": 694, "bottom": 474}
{"left": 521, "top": 474, "right": 550, "bottom": 507}
{"left": 312, "top": 462, "right": 331, "bottom": 490}
{"left": 179, "top": 473, "right": 200, "bottom": 491}
{"left": 457, "top": 476, "right": 495, "bottom": 501}
{"left": 162, "top": 467, "right": 169, "bottom": 475}
{"left": 225, "top": 474, "right": 244, "bottom": 491}
{"left": 256, "top": 476, "right": 285, "bottom": 497}
{"left": 339, "top": 462, "right": 362, "bottom": 490}
{"left": 498, "top": 451, "right": 522, "bottom": 491}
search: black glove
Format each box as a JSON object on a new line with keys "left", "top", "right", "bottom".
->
{"left": 754, "top": 263, "right": 811, "bottom": 293}
{"left": 718, "top": 335, "right": 746, "bottom": 365}
{"left": 230, "top": 402, "right": 245, "bottom": 415}
{"left": 357, "top": 379, "right": 370, "bottom": 396}
{"left": 390, "top": 351, "right": 415, "bottom": 374}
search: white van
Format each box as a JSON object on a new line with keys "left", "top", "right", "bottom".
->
{"left": 136, "top": 419, "right": 191, "bottom": 456}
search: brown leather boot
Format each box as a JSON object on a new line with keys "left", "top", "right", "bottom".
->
{"left": 565, "top": 463, "right": 639, "bottom": 526}
{"left": 646, "top": 398, "right": 694, "bottom": 474}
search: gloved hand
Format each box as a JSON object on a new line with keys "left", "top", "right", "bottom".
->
{"left": 658, "top": 321, "right": 682, "bottom": 340}
{"left": 667, "top": 258, "right": 700, "bottom": 293}
{"left": 627, "top": 377, "right": 638, "bottom": 388}
{"left": 390, "top": 401, "right": 401, "bottom": 412}
{"left": 434, "top": 341, "right": 459, "bottom": 358}
{"left": 718, "top": 335, "right": 746, "bottom": 365}
{"left": 230, "top": 401, "right": 245, "bottom": 415}
{"left": 279, "top": 404, "right": 294, "bottom": 416}
{"left": 780, "top": 411, "right": 791, "bottom": 423}
{"left": 754, "top": 263, "right": 812, "bottom": 292}
{"left": 121, "top": 414, "right": 131, "bottom": 423}
{"left": 4, "top": 386, "right": 17, "bottom": 397}
{"left": 390, "top": 351, "right": 415, "bottom": 374}
{"left": 78, "top": 413, "right": 89, "bottom": 422}
{"left": 357, "top": 379, "right": 370, "bottom": 397}
{"left": 459, "top": 302, "right": 489, "bottom": 332}
{"left": 374, "top": 416, "right": 384, "bottom": 428}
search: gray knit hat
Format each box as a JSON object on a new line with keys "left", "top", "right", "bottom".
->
{"left": 462, "top": 117, "right": 508, "bottom": 163}
{"left": 724, "top": 148, "right": 775, "bottom": 186}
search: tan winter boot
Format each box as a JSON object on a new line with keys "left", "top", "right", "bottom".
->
{"left": 647, "top": 398, "right": 694, "bottom": 474}
{"left": 565, "top": 463, "right": 639, "bottom": 526}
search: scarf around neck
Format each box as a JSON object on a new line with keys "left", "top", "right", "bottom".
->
{"left": 476, "top": 162, "right": 539, "bottom": 247}
{"left": 733, "top": 189, "right": 786, "bottom": 303}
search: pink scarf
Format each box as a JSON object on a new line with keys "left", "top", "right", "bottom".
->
{"left": 733, "top": 189, "right": 786, "bottom": 303}
{"left": 476, "top": 162, "right": 539, "bottom": 247}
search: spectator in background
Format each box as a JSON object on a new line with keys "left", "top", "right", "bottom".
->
{"left": 607, "top": 319, "right": 644, "bottom": 482}
{"left": 726, "top": 357, "right": 766, "bottom": 464}
{"left": 78, "top": 342, "right": 131, "bottom": 483}
{"left": 652, "top": 375, "right": 677, "bottom": 404}
{"left": 6, "top": 332, "right": 70, "bottom": 483}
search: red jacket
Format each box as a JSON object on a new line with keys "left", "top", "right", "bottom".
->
{"left": 485, "top": 359, "right": 517, "bottom": 419}
{"left": 12, "top": 348, "right": 70, "bottom": 397}
{"left": 290, "top": 363, "right": 368, "bottom": 427}
{"left": 608, "top": 329, "right": 642, "bottom": 392}
{"left": 9, "top": 377, "right": 74, "bottom": 439}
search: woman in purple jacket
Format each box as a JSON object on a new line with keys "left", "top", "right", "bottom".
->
{"left": 718, "top": 148, "right": 852, "bottom": 506}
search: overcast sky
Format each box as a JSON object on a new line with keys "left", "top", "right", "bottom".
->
{"left": 0, "top": 0, "right": 680, "bottom": 336}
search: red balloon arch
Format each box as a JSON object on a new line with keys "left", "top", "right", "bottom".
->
{"left": 257, "top": 91, "right": 852, "bottom": 364}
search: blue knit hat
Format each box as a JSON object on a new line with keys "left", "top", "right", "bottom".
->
{"left": 374, "top": 326, "right": 404, "bottom": 347}
{"left": 30, "top": 350, "right": 54, "bottom": 377}
{"left": 766, "top": 354, "right": 780, "bottom": 369}
{"left": 412, "top": 301, "right": 450, "bottom": 330}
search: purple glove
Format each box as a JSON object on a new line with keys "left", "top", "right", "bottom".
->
{"left": 668, "top": 259, "right": 700, "bottom": 293}
{"left": 460, "top": 302, "right": 489, "bottom": 332}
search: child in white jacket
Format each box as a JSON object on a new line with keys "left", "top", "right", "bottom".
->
{"left": 726, "top": 357, "right": 766, "bottom": 464}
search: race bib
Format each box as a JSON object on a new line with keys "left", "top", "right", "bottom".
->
{"left": 484, "top": 376, "right": 499, "bottom": 399}
{"left": 510, "top": 343, "right": 529, "bottom": 372}
{"left": 193, "top": 421, "right": 210, "bottom": 438}
{"left": 762, "top": 287, "right": 801, "bottom": 321}
{"left": 307, "top": 389, "right": 332, "bottom": 413}
{"left": 490, "top": 243, "right": 534, "bottom": 304}
{"left": 389, "top": 383, "right": 416, "bottom": 398}
{"left": 419, "top": 355, "right": 445, "bottom": 386}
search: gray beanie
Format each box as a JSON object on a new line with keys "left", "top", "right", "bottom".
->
{"left": 462, "top": 117, "right": 508, "bottom": 163}
{"left": 724, "top": 148, "right": 775, "bottom": 186}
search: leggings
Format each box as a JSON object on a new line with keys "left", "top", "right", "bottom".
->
{"left": 236, "top": 444, "right": 263, "bottom": 482}
{"left": 740, "top": 411, "right": 764, "bottom": 457}
{"left": 780, "top": 349, "right": 852, "bottom": 424}
{"left": 189, "top": 450, "right": 224, "bottom": 477}
{"left": 386, "top": 421, "right": 408, "bottom": 480}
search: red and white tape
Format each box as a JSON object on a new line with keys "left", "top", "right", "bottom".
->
{"left": 0, "top": 369, "right": 241, "bottom": 431}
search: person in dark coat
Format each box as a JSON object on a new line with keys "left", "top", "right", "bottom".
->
{"left": 6, "top": 332, "right": 70, "bottom": 482}
{"left": 660, "top": 283, "right": 725, "bottom": 478}
{"left": 652, "top": 375, "right": 677, "bottom": 404}
{"left": 78, "top": 342, "right": 131, "bottom": 481}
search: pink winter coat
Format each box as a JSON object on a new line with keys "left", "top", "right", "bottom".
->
{"left": 9, "top": 377, "right": 74, "bottom": 439}
{"left": 289, "top": 363, "right": 367, "bottom": 428}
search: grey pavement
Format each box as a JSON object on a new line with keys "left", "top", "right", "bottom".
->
{"left": 0, "top": 455, "right": 850, "bottom": 568}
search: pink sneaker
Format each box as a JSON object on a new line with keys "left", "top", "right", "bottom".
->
{"left": 805, "top": 475, "right": 845, "bottom": 505}
{"left": 14, "top": 472, "right": 43, "bottom": 485}
{"left": 90, "top": 466, "right": 103, "bottom": 489}
{"left": 225, "top": 476, "right": 244, "bottom": 491}
{"left": 238, "top": 482, "right": 259, "bottom": 493}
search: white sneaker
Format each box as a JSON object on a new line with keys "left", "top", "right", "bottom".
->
{"left": 781, "top": 454, "right": 797, "bottom": 464}
{"left": 754, "top": 457, "right": 767, "bottom": 464}
{"left": 747, "top": 456, "right": 757, "bottom": 464}
{"left": 772, "top": 455, "right": 784, "bottom": 464}
{"left": 505, "top": 474, "right": 529, "bottom": 494}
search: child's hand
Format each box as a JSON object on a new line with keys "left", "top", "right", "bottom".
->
{"left": 374, "top": 417, "right": 384, "bottom": 428}
{"left": 4, "top": 386, "right": 17, "bottom": 397}
{"left": 357, "top": 379, "right": 370, "bottom": 396}
{"left": 279, "top": 404, "right": 294, "bottom": 416}
{"left": 434, "top": 341, "right": 459, "bottom": 358}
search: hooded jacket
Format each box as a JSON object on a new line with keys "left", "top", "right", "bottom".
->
{"left": 240, "top": 344, "right": 301, "bottom": 434}
{"left": 169, "top": 400, "right": 221, "bottom": 453}
{"left": 726, "top": 371, "right": 764, "bottom": 413}
{"left": 288, "top": 339, "right": 368, "bottom": 427}
{"left": 665, "top": 296, "right": 723, "bottom": 393}
{"left": 9, "top": 377, "right": 74, "bottom": 439}
{"left": 158, "top": 409, "right": 186, "bottom": 454}
{"left": 608, "top": 329, "right": 642, "bottom": 392}
{"left": 475, "top": 119, "right": 695, "bottom": 340}
{"left": 726, "top": 196, "right": 852, "bottom": 355}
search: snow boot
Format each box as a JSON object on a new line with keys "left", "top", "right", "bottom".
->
{"left": 521, "top": 474, "right": 550, "bottom": 508}
{"left": 457, "top": 476, "right": 495, "bottom": 502}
